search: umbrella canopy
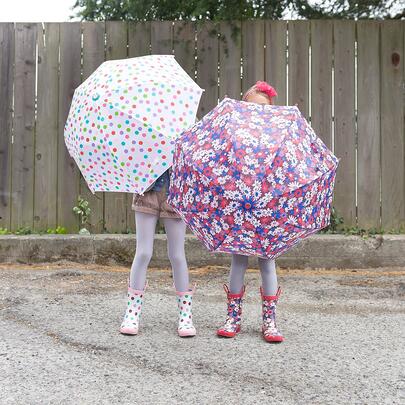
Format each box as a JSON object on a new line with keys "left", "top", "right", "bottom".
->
{"left": 168, "top": 98, "right": 339, "bottom": 259}
{"left": 64, "top": 55, "right": 203, "bottom": 194}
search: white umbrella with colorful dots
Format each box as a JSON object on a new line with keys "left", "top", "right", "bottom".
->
{"left": 64, "top": 55, "right": 203, "bottom": 194}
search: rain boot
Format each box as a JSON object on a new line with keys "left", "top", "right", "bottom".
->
{"left": 261, "top": 286, "right": 284, "bottom": 343}
{"left": 176, "top": 286, "right": 196, "bottom": 337}
{"left": 119, "top": 285, "right": 146, "bottom": 335}
{"left": 217, "top": 284, "right": 245, "bottom": 338}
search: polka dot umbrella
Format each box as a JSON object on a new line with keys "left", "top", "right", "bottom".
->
{"left": 64, "top": 55, "right": 203, "bottom": 194}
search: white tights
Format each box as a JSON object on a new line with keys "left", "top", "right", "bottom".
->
{"left": 229, "top": 254, "right": 278, "bottom": 296}
{"left": 130, "top": 212, "right": 189, "bottom": 292}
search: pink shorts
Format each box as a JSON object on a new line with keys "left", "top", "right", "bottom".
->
{"left": 131, "top": 187, "right": 180, "bottom": 219}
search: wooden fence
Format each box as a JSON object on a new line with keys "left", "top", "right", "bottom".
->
{"left": 0, "top": 20, "right": 404, "bottom": 233}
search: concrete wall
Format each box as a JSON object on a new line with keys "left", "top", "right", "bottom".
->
{"left": 0, "top": 234, "right": 404, "bottom": 268}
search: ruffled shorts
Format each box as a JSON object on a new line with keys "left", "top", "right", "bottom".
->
{"left": 131, "top": 187, "right": 180, "bottom": 219}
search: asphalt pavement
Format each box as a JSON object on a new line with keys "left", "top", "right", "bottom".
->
{"left": 1, "top": 263, "right": 404, "bottom": 404}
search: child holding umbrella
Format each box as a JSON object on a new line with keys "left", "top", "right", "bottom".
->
{"left": 119, "top": 168, "right": 197, "bottom": 338}
{"left": 216, "top": 82, "right": 284, "bottom": 343}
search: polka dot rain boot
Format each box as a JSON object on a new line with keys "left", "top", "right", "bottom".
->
{"left": 176, "top": 286, "right": 196, "bottom": 337}
{"left": 261, "top": 286, "right": 284, "bottom": 343}
{"left": 119, "top": 286, "right": 146, "bottom": 335}
{"left": 217, "top": 284, "right": 245, "bottom": 338}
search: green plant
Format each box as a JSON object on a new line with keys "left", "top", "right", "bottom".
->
{"left": 73, "top": 196, "right": 92, "bottom": 235}
{"left": 14, "top": 227, "right": 32, "bottom": 235}
{"left": 46, "top": 226, "right": 67, "bottom": 235}
{"left": 340, "top": 226, "right": 384, "bottom": 238}
{"left": 320, "top": 206, "right": 344, "bottom": 234}
{"left": 0, "top": 227, "right": 10, "bottom": 235}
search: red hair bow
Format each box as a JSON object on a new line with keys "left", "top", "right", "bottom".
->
{"left": 255, "top": 81, "right": 278, "bottom": 99}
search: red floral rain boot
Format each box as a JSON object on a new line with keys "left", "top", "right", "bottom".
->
{"left": 261, "top": 286, "right": 284, "bottom": 343}
{"left": 217, "top": 284, "right": 245, "bottom": 338}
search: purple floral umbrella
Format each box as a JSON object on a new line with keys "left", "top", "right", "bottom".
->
{"left": 168, "top": 98, "right": 339, "bottom": 259}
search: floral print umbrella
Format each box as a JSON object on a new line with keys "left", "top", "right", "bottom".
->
{"left": 168, "top": 98, "right": 339, "bottom": 259}
{"left": 64, "top": 55, "right": 203, "bottom": 194}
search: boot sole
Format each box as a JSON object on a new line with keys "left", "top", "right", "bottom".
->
{"left": 217, "top": 328, "right": 240, "bottom": 338}
{"left": 119, "top": 328, "right": 138, "bottom": 335}
{"left": 263, "top": 335, "right": 284, "bottom": 343}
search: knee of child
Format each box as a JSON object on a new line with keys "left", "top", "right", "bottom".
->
{"left": 135, "top": 249, "right": 153, "bottom": 264}
{"left": 168, "top": 250, "right": 186, "bottom": 268}
{"left": 258, "top": 258, "right": 276, "bottom": 274}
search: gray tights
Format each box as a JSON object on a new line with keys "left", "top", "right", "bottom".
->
{"left": 229, "top": 254, "right": 278, "bottom": 296}
{"left": 129, "top": 212, "right": 189, "bottom": 292}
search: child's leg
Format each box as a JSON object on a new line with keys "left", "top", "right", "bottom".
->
{"left": 163, "top": 218, "right": 196, "bottom": 337}
{"left": 229, "top": 254, "right": 249, "bottom": 293}
{"left": 217, "top": 254, "right": 247, "bottom": 337}
{"left": 129, "top": 212, "right": 159, "bottom": 290}
{"left": 162, "top": 218, "right": 189, "bottom": 292}
{"left": 258, "top": 258, "right": 278, "bottom": 296}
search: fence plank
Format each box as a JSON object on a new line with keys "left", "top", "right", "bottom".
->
{"left": 81, "top": 22, "right": 105, "bottom": 233}
{"left": 381, "top": 21, "right": 405, "bottom": 230}
{"left": 265, "top": 20, "right": 287, "bottom": 105}
{"left": 311, "top": 20, "right": 333, "bottom": 149}
{"left": 173, "top": 21, "right": 196, "bottom": 79}
{"left": 128, "top": 21, "right": 150, "bottom": 57}
{"left": 357, "top": 21, "right": 381, "bottom": 229}
{"left": 196, "top": 21, "right": 218, "bottom": 118}
{"left": 219, "top": 21, "right": 241, "bottom": 101}
{"left": 333, "top": 20, "right": 356, "bottom": 226}
{"left": 104, "top": 21, "right": 128, "bottom": 233}
{"left": 0, "top": 23, "right": 14, "bottom": 230}
{"left": 128, "top": 22, "right": 152, "bottom": 232}
{"left": 288, "top": 21, "right": 310, "bottom": 118}
{"left": 151, "top": 21, "right": 172, "bottom": 55}
{"left": 242, "top": 19, "right": 265, "bottom": 94}
{"left": 58, "top": 22, "right": 81, "bottom": 232}
{"left": 11, "top": 23, "right": 37, "bottom": 231}
{"left": 34, "top": 23, "right": 59, "bottom": 231}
